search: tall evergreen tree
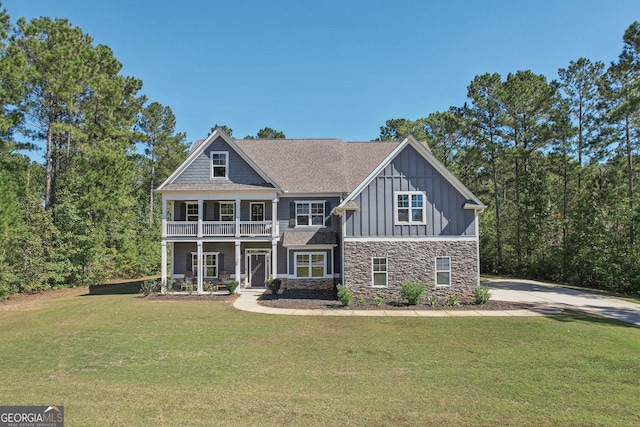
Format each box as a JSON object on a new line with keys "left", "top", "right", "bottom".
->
{"left": 138, "top": 101, "right": 187, "bottom": 222}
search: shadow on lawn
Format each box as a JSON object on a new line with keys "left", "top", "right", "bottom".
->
{"left": 86, "top": 281, "right": 143, "bottom": 295}
{"left": 551, "top": 309, "right": 640, "bottom": 329}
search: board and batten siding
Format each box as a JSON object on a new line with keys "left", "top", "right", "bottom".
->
{"left": 345, "top": 144, "right": 476, "bottom": 238}
{"left": 172, "top": 136, "right": 270, "bottom": 186}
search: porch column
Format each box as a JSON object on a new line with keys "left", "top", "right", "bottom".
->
{"left": 235, "top": 198, "right": 241, "bottom": 237}
{"left": 197, "top": 241, "right": 203, "bottom": 294}
{"left": 272, "top": 197, "right": 278, "bottom": 237}
{"left": 161, "top": 241, "right": 167, "bottom": 293}
{"left": 197, "top": 198, "right": 203, "bottom": 238}
{"left": 234, "top": 241, "right": 241, "bottom": 292}
{"left": 271, "top": 241, "right": 278, "bottom": 280}
{"left": 162, "top": 198, "right": 168, "bottom": 238}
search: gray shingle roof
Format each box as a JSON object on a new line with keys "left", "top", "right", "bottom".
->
{"left": 281, "top": 231, "right": 338, "bottom": 246}
{"left": 232, "top": 138, "right": 400, "bottom": 193}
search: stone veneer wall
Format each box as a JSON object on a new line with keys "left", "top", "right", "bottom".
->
{"left": 282, "top": 278, "right": 334, "bottom": 291}
{"left": 343, "top": 240, "right": 478, "bottom": 299}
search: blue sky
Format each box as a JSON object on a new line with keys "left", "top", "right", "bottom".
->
{"left": 5, "top": 0, "right": 639, "bottom": 148}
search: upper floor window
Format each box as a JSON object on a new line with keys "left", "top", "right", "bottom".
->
{"left": 186, "top": 202, "right": 198, "bottom": 222}
{"left": 251, "top": 202, "right": 265, "bottom": 222}
{"left": 210, "top": 151, "right": 229, "bottom": 178}
{"left": 296, "top": 201, "right": 325, "bottom": 226}
{"left": 219, "top": 202, "right": 235, "bottom": 222}
{"left": 395, "top": 191, "right": 426, "bottom": 224}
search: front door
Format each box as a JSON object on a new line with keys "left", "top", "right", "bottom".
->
{"left": 250, "top": 254, "right": 266, "bottom": 287}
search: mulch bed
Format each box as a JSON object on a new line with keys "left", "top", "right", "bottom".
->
{"left": 258, "top": 289, "right": 535, "bottom": 310}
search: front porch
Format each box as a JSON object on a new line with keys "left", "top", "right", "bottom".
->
{"left": 160, "top": 240, "right": 278, "bottom": 294}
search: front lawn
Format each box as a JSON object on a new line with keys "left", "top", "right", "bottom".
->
{"left": 1, "top": 288, "right": 639, "bottom": 426}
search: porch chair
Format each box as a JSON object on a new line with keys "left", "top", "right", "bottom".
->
{"left": 216, "top": 270, "right": 231, "bottom": 291}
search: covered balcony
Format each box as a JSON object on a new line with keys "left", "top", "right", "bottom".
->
{"left": 161, "top": 197, "right": 279, "bottom": 238}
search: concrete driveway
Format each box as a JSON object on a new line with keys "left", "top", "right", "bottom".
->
{"left": 487, "top": 279, "right": 640, "bottom": 326}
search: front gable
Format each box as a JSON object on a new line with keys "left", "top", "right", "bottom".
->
{"left": 342, "top": 136, "right": 484, "bottom": 238}
{"left": 157, "top": 129, "right": 278, "bottom": 191}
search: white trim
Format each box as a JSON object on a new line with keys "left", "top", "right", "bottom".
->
{"left": 210, "top": 151, "right": 229, "bottom": 179}
{"left": 341, "top": 211, "right": 346, "bottom": 285}
{"left": 293, "top": 251, "right": 327, "bottom": 279}
{"left": 371, "top": 257, "right": 388, "bottom": 288}
{"left": 464, "top": 202, "right": 486, "bottom": 211}
{"left": 394, "top": 191, "right": 426, "bottom": 225}
{"left": 245, "top": 248, "right": 271, "bottom": 287}
{"left": 157, "top": 128, "right": 280, "bottom": 191}
{"left": 185, "top": 201, "right": 198, "bottom": 222}
{"left": 190, "top": 251, "right": 220, "bottom": 278}
{"left": 250, "top": 202, "right": 265, "bottom": 222}
{"left": 293, "top": 199, "right": 327, "bottom": 204}
{"left": 435, "top": 256, "right": 451, "bottom": 287}
{"left": 219, "top": 201, "right": 235, "bottom": 221}
{"left": 344, "top": 236, "right": 478, "bottom": 242}
{"left": 475, "top": 210, "right": 481, "bottom": 286}
{"left": 283, "top": 244, "right": 337, "bottom": 249}
{"left": 294, "top": 200, "right": 326, "bottom": 227}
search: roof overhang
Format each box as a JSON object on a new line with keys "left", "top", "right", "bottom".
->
{"left": 332, "top": 200, "right": 358, "bottom": 216}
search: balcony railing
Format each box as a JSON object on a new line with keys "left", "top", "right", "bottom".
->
{"left": 165, "top": 221, "right": 275, "bottom": 237}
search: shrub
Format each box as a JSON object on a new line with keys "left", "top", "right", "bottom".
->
{"left": 265, "top": 278, "right": 282, "bottom": 295}
{"left": 225, "top": 280, "right": 239, "bottom": 294}
{"left": 204, "top": 281, "right": 215, "bottom": 294}
{"left": 473, "top": 285, "right": 491, "bottom": 305}
{"left": 163, "top": 278, "right": 175, "bottom": 294}
{"left": 401, "top": 281, "right": 425, "bottom": 305}
{"left": 358, "top": 297, "right": 365, "bottom": 305}
{"left": 374, "top": 296, "right": 385, "bottom": 307}
{"left": 336, "top": 284, "right": 354, "bottom": 306}
{"left": 427, "top": 296, "right": 438, "bottom": 307}
{"left": 445, "top": 295, "right": 460, "bottom": 306}
{"left": 140, "top": 280, "right": 158, "bottom": 296}
{"left": 184, "top": 281, "right": 195, "bottom": 294}
{"left": 0, "top": 283, "right": 14, "bottom": 301}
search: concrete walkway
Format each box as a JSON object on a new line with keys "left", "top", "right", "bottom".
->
{"left": 232, "top": 286, "right": 563, "bottom": 319}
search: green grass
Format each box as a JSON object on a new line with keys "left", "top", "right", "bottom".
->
{"left": 1, "top": 290, "right": 639, "bottom": 426}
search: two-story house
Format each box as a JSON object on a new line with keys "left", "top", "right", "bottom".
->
{"left": 157, "top": 129, "right": 485, "bottom": 297}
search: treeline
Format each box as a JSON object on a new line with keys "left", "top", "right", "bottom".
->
{"left": 379, "top": 22, "right": 640, "bottom": 293}
{"left": 2, "top": 1, "right": 639, "bottom": 298}
{"left": 0, "top": 4, "right": 189, "bottom": 298}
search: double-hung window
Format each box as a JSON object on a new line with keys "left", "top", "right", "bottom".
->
{"left": 210, "top": 151, "right": 228, "bottom": 178}
{"left": 295, "top": 201, "right": 325, "bottom": 226}
{"left": 436, "top": 257, "right": 451, "bottom": 286}
{"left": 295, "top": 253, "right": 325, "bottom": 278}
{"left": 395, "top": 191, "right": 426, "bottom": 224}
{"left": 192, "top": 252, "right": 218, "bottom": 278}
{"left": 186, "top": 202, "right": 198, "bottom": 222}
{"left": 251, "top": 202, "right": 265, "bottom": 221}
{"left": 372, "top": 257, "right": 388, "bottom": 287}
{"left": 219, "top": 202, "right": 235, "bottom": 222}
